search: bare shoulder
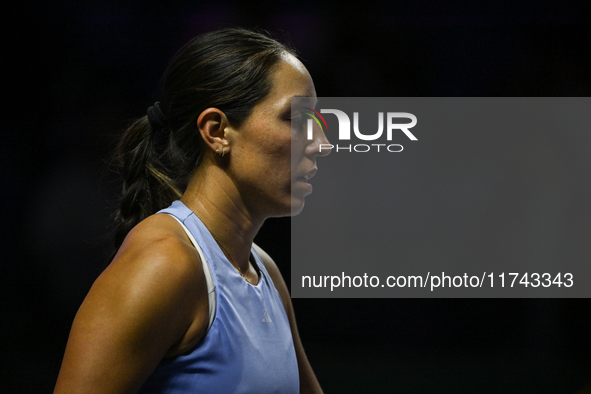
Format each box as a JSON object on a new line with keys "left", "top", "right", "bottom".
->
{"left": 54, "top": 213, "right": 209, "bottom": 393}
{"left": 84, "top": 212, "right": 209, "bottom": 341}
{"left": 116, "top": 213, "right": 197, "bottom": 268}
{"left": 103, "top": 213, "right": 206, "bottom": 305}
{"left": 103, "top": 213, "right": 210, "bottom": 352}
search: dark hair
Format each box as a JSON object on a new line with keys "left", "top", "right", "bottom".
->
{"left": 113, "top": 28, "right": 295, "bottom": 251}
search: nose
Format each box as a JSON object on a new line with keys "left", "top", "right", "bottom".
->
{"left": 306, "top": 123, "right": 331, "bottom": 157}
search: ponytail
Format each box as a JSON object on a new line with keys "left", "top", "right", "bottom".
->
{"left": 113, "top": 115, "right": 181, "bottom": 251}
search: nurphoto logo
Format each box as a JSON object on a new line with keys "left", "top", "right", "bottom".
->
{"left": 303, "top": 108, "right": 418, "bottom": 153}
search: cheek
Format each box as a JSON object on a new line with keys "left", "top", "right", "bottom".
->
{"left": 254, "top": 127, "right": 292, "bottom": 165}
{"left": 290, "top": 139, "right": 308, "bottom": 168}
{"left": 241, "top": 134, "right": 291, "bottom": 182}
{"left": 264, "top": 142, "right": 294, "bottom": 190}
{"left": 268, "top": 143, "right": 292, "bottom": 178}
{"left": 235, "top": 119, "right": 292, "bottom": 180}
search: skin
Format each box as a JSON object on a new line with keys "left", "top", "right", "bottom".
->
{"left": 54, "top": 53, "right": 329, "bottom": 393}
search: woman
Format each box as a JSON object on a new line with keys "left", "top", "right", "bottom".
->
{"left": 54, "top": 28, "right": 329, "bottom": 393}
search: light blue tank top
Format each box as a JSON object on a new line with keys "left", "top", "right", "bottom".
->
{"left": 138, "top": 200, "right": 299, "bottom": 393}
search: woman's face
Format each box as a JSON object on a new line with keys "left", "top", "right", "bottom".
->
{"left": 227, "top": 52, "right": 329, "bottom": 218}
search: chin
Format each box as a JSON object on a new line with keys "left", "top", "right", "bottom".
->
{"left": 290, "top": 198, "right": 306, "bottom": 216}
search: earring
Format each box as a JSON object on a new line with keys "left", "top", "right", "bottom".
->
{"left": 222, "top": 147, "right": 225, "bottom": 157}
{"left": 216, "top": 148, "right": 220, "bottom": 155}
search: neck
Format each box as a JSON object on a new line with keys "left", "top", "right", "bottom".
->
{"left": 180, "top": 162, "right": 264, "bottom": 274}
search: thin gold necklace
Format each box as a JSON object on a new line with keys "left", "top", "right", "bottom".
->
{"left": 197, "top": 215, "right": 253, "bottom": 284}
{"left": 213, "top": 234, "right": 253, "bottom": 284}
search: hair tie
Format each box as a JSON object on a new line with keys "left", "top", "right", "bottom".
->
{"left": 147, "top": 101, "right": 168, "bottom": 131}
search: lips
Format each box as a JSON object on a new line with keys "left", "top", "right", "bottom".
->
{"left": 296, "top": 168, "right": 317, "bottom": 183}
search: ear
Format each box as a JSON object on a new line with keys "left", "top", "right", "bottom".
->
{"left": 197, "top": 108, "right": 231, "bottom": 156}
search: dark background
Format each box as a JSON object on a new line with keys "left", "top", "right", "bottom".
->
{"left": 3, "top": 1, "right": 591, "bottom": 392}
